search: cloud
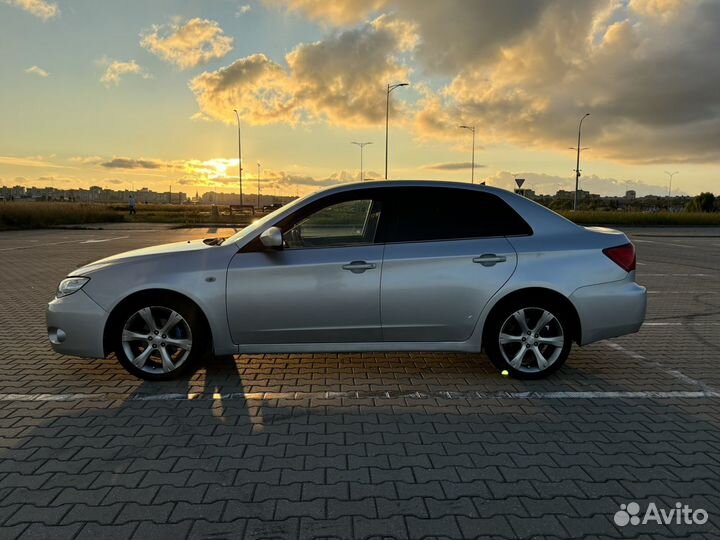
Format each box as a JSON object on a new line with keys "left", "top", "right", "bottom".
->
{"left": 236, "top": 4, "right": 252, "bottom": 16}
{"left": 423, "top": 162, "right": 485, "bottom": 171}
{"left": 100, "top": 158, "right": 167, "bottom": 170}
{"left": 68, "top": 156, "right": 104, "bottom": 165}
{"left": 629, "top": 0, "right": 688, "bottom": 19}
{"left": 0, "top": 155, "right": 66, "bottom": 168}
{"left": 266, "top": 0, "right": 387, "bottom": 25}
{"left": 270, "top": 0, "right": 551, "bottom": 72}
{"left": 189, "top": 112, "right": 213, "bottom": 122}
{"left": 140, "top": 18, "right": 234, "bottom": 70}
{"left": 25, "top": 65, "right": 49, "bottom": 77}
{"left": 190, "top": 16, "right": 414, "bottom": 126}
{"left": 268, "top": 1, "right": 720, "bottom": 165}
{"left": 100, "top": 59, "right": 150, "bottom": 87}
{"left": 3, "top": 0, "right": 58, "bottom": 20}
{"left": 412, "top": 0, "right": 720, "bottom": 164}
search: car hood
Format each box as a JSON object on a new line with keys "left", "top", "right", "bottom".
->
{"left": 69, "top": 239, "right": 214, "bottom": 276}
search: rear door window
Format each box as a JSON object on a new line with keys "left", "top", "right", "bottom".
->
{"left": 380, "top": 187, "right": 532, "bottom": 243}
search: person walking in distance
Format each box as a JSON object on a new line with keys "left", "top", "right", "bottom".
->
{"left": 128, "top": 194, "right": 137, "bottom": 215}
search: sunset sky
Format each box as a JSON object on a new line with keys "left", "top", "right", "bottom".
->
{"left": 1, "top": 0, "right": 718, "bottom": 197}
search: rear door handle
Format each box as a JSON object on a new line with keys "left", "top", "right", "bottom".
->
{"left": 473, "top": 254, "right": 507, "bottom": 266}
{"left": 342, "top": 260, "right": 377, "bottom": 273}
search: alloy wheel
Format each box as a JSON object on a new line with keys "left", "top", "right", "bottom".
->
{"left": 498, "top": 307, "right": 565, "bottom": 373}
{"left": 121, "top": 306, "right": 193, "bottom": 375}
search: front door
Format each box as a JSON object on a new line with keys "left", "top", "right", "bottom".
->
{"left": 226, "top": 196, "right": 384, "bottom": 344}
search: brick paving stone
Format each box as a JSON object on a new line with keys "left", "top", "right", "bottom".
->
{"left": 5, "top": 505, "right": 71, "bottom": 527}
{"left": 187, "top": 519, "right": 247, "bottom": 540}
{"left": 132, "top": 521, "right": 192, "bottom": 540}
{"left": 353, "top": 515, "right": 409, "bottom": 540}
{"left": 0, "top": 524, "right": 28, "bottom": 540}
{"left": 298, "top": 517, "right": 353, "bottom": 540}
{"left": 406, "top": 515, "right": 462, "bottom": 539}
{"left": 60, "top": 503, "right": 124, "bottom": 525}
{"left": 115, "top": 502, "right": 174, "bottom": 524}
{"left": 243, "top": 517, "right": 300, "bottom": 540}
{"left": 19, "top": 523, "right": 82, "bottom": 540}
{"left": 75, "top": 522, "right": 138, "bottom": 540}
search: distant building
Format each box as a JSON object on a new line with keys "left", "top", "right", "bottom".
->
{"left": 555, "top": 189, "right": 589, "bottom": 200}
{"left": 625, "top": 190, "right": 636, "bottom": 200}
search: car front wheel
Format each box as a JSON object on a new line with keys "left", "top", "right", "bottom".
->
{"left": 484, "top": 300, "right": 572, "bottom": 379}
{"left": 113, "top": 297, "right": 206, "bottom": 380}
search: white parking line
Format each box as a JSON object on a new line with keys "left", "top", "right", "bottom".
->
{"left": 634, "top": 239, "right": 696, "bottom": 248}
{"left": 0, "top": 235, "right": 130, "bottom": 251}
{"left": 604, "top": 341, "right": 718, "bottom": 393}
{"left": 81, "top": 236, "right": 129, "bottom": 244}
{"left": 643, "top": 321, "right": 720, "bottom": 326}
{"left": 646, "top": 291, "right": 719, "bottom": 295}
{"left": 0, "top": 239, "right": 94, "bottom": 252}
{"left": 0, "top": 390, "right": 717, "bottom": 401}
{"left": 642, "top": 273, "right": 715, "bottom": 277}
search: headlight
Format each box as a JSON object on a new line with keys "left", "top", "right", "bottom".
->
{"left": 57, "top": 277, "right": 90, "bottom": 298}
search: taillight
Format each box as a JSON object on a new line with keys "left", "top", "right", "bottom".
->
{"left": 603, "top": 243, "right": 636, "bottom": 272}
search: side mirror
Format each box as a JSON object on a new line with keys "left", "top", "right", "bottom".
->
{"left": 259, "top": 226, "right": 283, "bottom": 249}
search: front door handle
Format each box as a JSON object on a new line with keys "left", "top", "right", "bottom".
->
{"left": 473, "top": 254, "right": 507, "bottom": 267}
{"left": 342, "top": 260, "right": 377, "bottom": 273}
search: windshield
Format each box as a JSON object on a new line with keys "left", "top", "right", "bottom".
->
{"left": 224, "top": 194, "right": 309, "bottom": 244}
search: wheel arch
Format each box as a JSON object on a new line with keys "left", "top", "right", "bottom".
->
{"left": 103, "top": 288, "right": 214, "bottom": 356}
{"left": 481, "top": 287, "right": 582, "bottom": 349}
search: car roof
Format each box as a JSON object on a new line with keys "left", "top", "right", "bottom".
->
{"left": 312, "top": 179, "right": 503, "bottom": 196}
{"left": 305, "top": 180, "right": 579, "bottom": 235}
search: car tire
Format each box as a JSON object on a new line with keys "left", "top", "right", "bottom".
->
{"left": 484, "top": 297, "right": 572, "bottom": 379}
{"left": 112, "top": 294, "right": 209, "bottom": 381}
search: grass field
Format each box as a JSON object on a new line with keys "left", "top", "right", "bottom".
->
{"left": 106, "top": 203, "right": 255, "bottom": 226}
{"left": 559, "top": 210, "right": 720, "bottom": 226}
{"left": 2, "top": 201, "right": 720, "bottom": 230}
{"left": 0, "top": 202, "right": 256, "bottom": 230}
{"left": 0, "top": 202, "right": 124, "bottom": 230}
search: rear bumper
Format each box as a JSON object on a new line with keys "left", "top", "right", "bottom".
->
{"left": 570, "top": 278, "right": 647, "bottom": 345}
{"left": 47, "top": 290, "right": 107, "bottom": 358}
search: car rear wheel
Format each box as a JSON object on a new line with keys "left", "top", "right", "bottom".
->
{"left": 484, "top": 300, "right": 572, "bottom": 379}
{"left": 113, "top": 296, "right": 207, "bottom": 380}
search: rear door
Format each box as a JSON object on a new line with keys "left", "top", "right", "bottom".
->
{"left": 379, "top": 187, "right": 530, "bottom": 342}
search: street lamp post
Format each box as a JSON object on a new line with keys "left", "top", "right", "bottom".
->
{"left": 458, "top": 125, "right": 476, "bottom": 184}
{"left": 351, "top": 141, "right": 372, "bottom": 181}
{"left": 233, "top": 109, "right": 243, "bottom": 207}
{"left": 257, "top": 162, "right": 261, "bottom": 208}
{"left": 572, "top": 113, "right": 590, "bottom": 211}
{"left": 665, "top": 171, "right": 678, "bottom": 197}
{"left": 385, "top": 82, "right": 408, "bottom": 180}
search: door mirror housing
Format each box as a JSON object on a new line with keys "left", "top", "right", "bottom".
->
{"left": 260, "top": 226, "right": 283, "bottom": 249}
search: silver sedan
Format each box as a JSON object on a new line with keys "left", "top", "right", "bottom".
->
{"left": 47, "top": 181, "right": 647, "bottom": 380}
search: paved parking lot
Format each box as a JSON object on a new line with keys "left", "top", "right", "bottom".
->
{"left": 0, "top": 225, "right": 719, "bottom": 539}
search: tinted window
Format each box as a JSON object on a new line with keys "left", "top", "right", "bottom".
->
{"left": 381, "top": 187, "right": 532, "bottom": 243}
{"left": 284, "top": 199, "right": 381, "bottom": 248}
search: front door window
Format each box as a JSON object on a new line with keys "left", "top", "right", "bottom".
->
{"left": 284, "top": 199, "right": 380, "bottom": 248}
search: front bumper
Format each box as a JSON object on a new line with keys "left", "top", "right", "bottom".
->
{"left": 47, "top": 290, "right": 107, "bottom": 358}
{"left": 570, "top": 278, "right": 647, "bottom": 345}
